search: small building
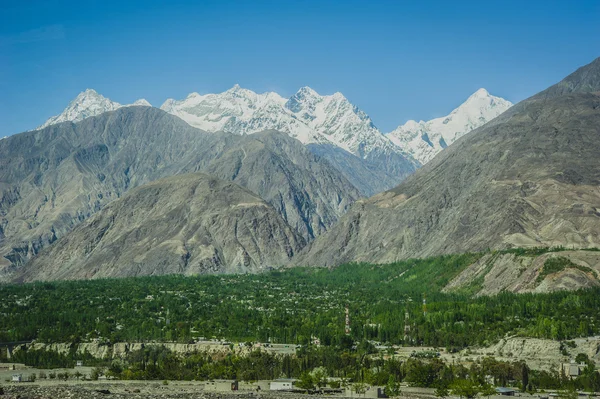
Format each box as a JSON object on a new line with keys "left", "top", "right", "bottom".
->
{"left": 239, "top": 381, "right": 270, "bottom": 391}
{"left": 345, "top": 386, "right": 388, "bottom": 398}
{"left": 76, "top": 360, "right": 83, "bottom": 367}
{"left": 205, "top": 380, "right": 238, "bottom": 392}
{"left": 12, "top": 374, "right": 22, "bottom": 382}
{"left": 562, "top": 362, "right": 586, "bottom": 378}
{"left": 496, "top": 387, "right": 517, "bottom": 396}
{"left": 270, "top": 379, "right": 296, "bottom": 391}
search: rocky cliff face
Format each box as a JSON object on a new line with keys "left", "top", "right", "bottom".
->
{"left": 16, "top": 173, "right": 305, "bottom": 282}
{"left": 454, "top": 336, "right": 600, "bottom": 372}
{"left": 306, "top": 143, "right": 401, "bottom": 196}
{"left": 443, "top": 250, "right": 600, "bottom": 296}
{"left": 295, "top": 57, "right": 600, "bottom": 267}
{"left": 197, "top": 131, "right": 361, "bottom": 239}
{"left": 0, "top": 107, "right": 360, "bottom": 280}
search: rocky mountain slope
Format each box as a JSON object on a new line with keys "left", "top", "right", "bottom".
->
{"left": 443, "top": 250, "right": 600, "bottom": 296}
{"left": 294, "top": 57, "right": 600, "bottom": 267}
{"left": 161, "top": 85, "right": 419, "bottom": 194}
{"left": 196, "top": 130, "right": 361, "bottom": 239}
{"left": 38, "top": 89, "right": 151, "bottom": 129}
{"left": 15, "top": 173, "right": 305, "bottom": 282}
{"left": 387, "top": 88, "right": 512, "bottom": 164}
{"left": 0, "top": 107, "right": 360, "bottom": 280}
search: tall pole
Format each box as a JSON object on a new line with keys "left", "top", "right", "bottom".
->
{"left": 345, "top": 306, "right": 351, "bottom": 335}
{"left": 404, "top": 310, "right": 410, "bottom": 342}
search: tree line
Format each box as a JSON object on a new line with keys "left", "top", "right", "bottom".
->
{"left": 10, "top": 345, "right": 600, "bottom": 394}
{"left": 1, "top": 249, "right": 599, "bottom": 347}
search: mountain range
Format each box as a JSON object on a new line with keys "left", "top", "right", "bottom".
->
{"left": 37, "top": 85, "right": 511, "bottom": 195}
{"left": 3, "top": 57, "right": 599, "bottom": 285}
{"left": 295, "top": 57, "right": 600, "bottom": 267}
{"left": 0, "top": 107, "right": 359, "bottom": 281}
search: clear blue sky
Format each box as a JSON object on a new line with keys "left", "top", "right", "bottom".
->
{"left": 1, "top": 0, "right": 599, "bottom": 136}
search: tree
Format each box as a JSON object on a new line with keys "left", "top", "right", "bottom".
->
{"left": 521, "top": 363, "right": 530, "bottom": 391}
{"left": 480, "top": 383, "right": 496, "bottom": 399}
{"left": 559, "top": 387, "right": 578, "bottom": 399}
{"left": 107, "top": 360, "right": 123, "bottom": 379}
{"left": 435, "top": 386, "right": 450, "bottom": 399}
{"left": 296, "top": 372, "right": 315, "bottom": 391}
{"left": 385, "top": 375, "right": 402, "bottom": 397}
{"left": 451, "top": 379, "right": 480, "bottom": 399}
{"left": 353, "top": 382, "right": 368, "bottom": 395}
{"left": 575, "top": 353, "right": 589, "bottom": 364}
{"left": 90, "top": 367, "right": 104, "bottom": 381}
{"left": 584, "top": 370, "right": 600, "bottom": 393}
{"left": 339, "top": 335, "right": 354, "bottom": 351}
{"left": 74, "top": 371, "right": 83, "bottom": 381}
{"left": 312, "top": 367, "right": 328, "bottom": 390}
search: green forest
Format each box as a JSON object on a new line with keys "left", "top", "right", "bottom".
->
{"left": 1, "top": 248, "right": 599, "bottom": 348}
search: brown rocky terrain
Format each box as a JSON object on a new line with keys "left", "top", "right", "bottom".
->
{"left": 14, "top": 173, "right": 304, "bottom": 281}
{"left": 451, "top": 336, "right": 600, "bottom": 372}
{"left": 443, "top": 250, "right": 600, "bottom": 296}
{"left": 294, "top": 57, "right": 600, "bottom": 267}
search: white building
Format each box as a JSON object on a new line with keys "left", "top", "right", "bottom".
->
{"left": 12, "top": 374, "right": 22, "bottom": 382}
{"left": 270, "top": 379, "right": 296, "bottom": 391}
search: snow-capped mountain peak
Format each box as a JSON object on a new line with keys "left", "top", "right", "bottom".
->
{"left": 159, "top": 85, "right": 401, "bottom": 159}
{"left": 132, "top": 99, "right": 152, "bottom": 106}
{"left": 38, "top": 90, "right": 153, "bottom": 130}
{"left": 279, "top": 86, "right": 390, "bottom": 156}
{"left": 160, "top": 86, "right": 320, "bottom": 143}
{"left": 37, "top": 85, "right": 511, "bottom": 174}
{"left": 387, "top": 89, "right": 512, "bottom": 164}
{"left": 470, "top": 87, "right": 489, "bottom": 97}
{"left": 285, "top": 86, "right": 321, "bottom": 114}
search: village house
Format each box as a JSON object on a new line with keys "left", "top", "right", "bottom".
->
{"left": 239, "top": 381, "right": 270, "bottom": 391}
{"left": 562, "top": 362, "right": 586, "bottom": 378}
{"left": 204, "top": 380, "right": 238, "bottom": 392}
{"left": 270, "top": 378, "right": 296, "bottom": 391}
{"left": 345, "top": 385, "right": 388, "bottom": 398}
{"left": 496, "top": 387, "right": 518, "bottom": 396}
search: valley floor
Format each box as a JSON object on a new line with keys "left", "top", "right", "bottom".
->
{"left": 0, "top": 382, "right": 552, "bottom": 399}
